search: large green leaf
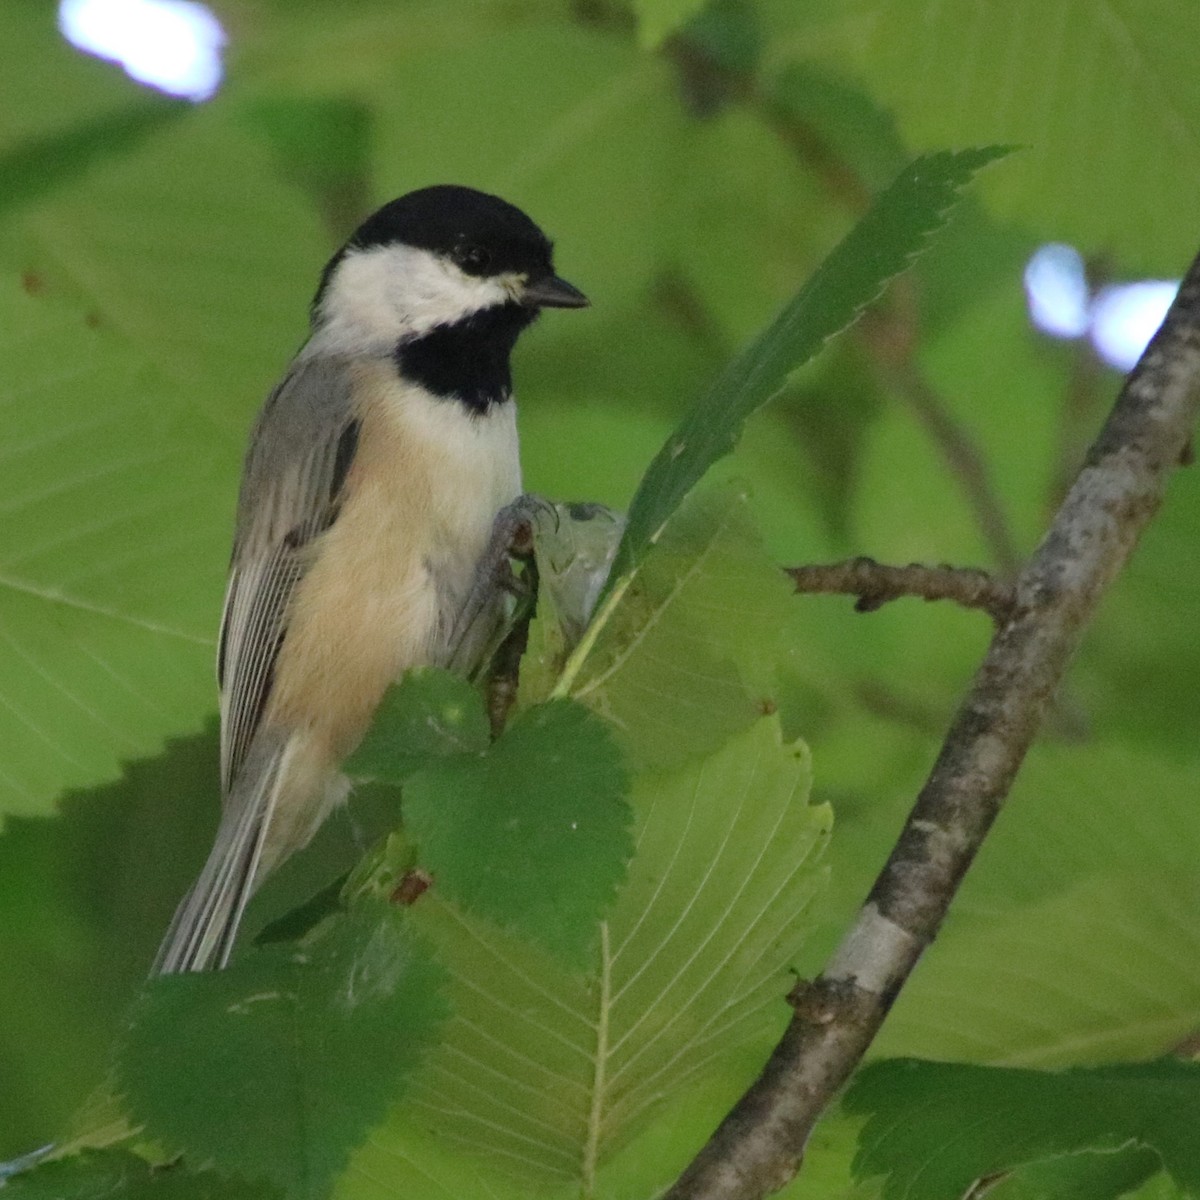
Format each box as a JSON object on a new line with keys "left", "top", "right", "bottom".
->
{"left": 1127, "top": 1174, "right": 1193, "bottom": 1200}
{"left": 811, "top": 0, "right": 1200, "bottom": 271}
{"left": 846, "top": 1059, "right": 1200, "bottom": 1200}
{"left": 347, "top": 669, "right": 490, "bottom": 786}
{"left": 0, "top": 727, "right": 219, "bottom": 1158}
{"left": 801, "top": 724, "right": 1200, "bottom": 1072}
{"left": 632, "top": 0, "right": 712, "bottom": 48}
{"left": 0, "top": 277, "right": 223, "bottom": 820}
{"left": 402, "top": 699, "right": 632, "bottom": 966}
{"left": 13, "top": 108, "right": 326, "bottom": 405}
{"left": 563, "top": 485, "right": 803, "bottom": 770}
{"left": 0, "top": 1, "right": 150, "bottom": 145}
{"left": 986, "top": 1146, "right": 1164, "bottom": 1200}
{"left": 0, "top": 101, "right": 187, "bottom": 221}
{"left": 119, "top": 904, "right": 448, "bottom": 1198}
{"left": 0, "top": 723, "right": 393, "bottom": 1164}
{"left": 347, "top": 669, "right": 632, "bottom": 965}
{"left": 330, "top": 1123, "right": 532, "bottom": 1200}
{"left": 336, "top": 716, "right": 829, "bottom": 1197}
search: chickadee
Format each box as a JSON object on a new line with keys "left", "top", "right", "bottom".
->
{"left": 155, "top": 186, "right": 588, "bottom": 974}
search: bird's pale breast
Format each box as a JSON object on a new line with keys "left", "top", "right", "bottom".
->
{"left": 266, "top": 359, "right": 522, "bottom": 760}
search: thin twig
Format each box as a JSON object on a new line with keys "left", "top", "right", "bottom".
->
{"left": 786, "top": 558, "right": 1015, "bottom": 625}
{"left": 663, "top": 245, "right": 1200, "bottom": 1200}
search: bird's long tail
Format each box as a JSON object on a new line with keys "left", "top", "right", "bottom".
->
{"left": 153, "top": 731, "right": 290, "bottom": 974}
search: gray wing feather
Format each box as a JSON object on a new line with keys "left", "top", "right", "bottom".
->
{"left": 217, "top": 355, "right": 360, "bottom": 794}
{"left": 153, "top": 728, "right": 289, "bottom": 973}
{"left": 154, "top": 355, "right": 361, "bottom": 973}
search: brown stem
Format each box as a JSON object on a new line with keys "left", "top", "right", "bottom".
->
{"left": 663, "top": 245, "right": 1200, "bottom": 1200}
{"left": 786, "top": 558, "right": 1015, "bottom": 625}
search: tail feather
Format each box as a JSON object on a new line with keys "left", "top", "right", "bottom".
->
{"left": 153, "top": 733, "right": 289, "bottom": 974}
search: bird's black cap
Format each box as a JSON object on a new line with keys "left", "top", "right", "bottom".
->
{"left": 313, "top": 185, "right": 587, "bottom": 316}
{"left": 350, "top": 185, "right": 555, "bottom": 278}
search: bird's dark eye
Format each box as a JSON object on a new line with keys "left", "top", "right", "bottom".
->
{"left": 455, "top": 244, "right": 493, "bottom": 273}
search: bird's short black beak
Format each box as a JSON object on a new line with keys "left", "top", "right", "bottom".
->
{"left": 523, "top": 274, "right": 590, "bottom": 309}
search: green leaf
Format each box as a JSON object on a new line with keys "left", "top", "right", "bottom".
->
{"left": 0, "top": 276, "right": 225, "bottom": 820}
{"left": 403, "top": 699, "right": 631, "bottom": 966}
{"left": 329, "top": 1123, "right": 530, "bottom": 1200}
{"left": 243, "top": 97, "right": 371, "bottom": 239}
{"left": 346, "top": 669, "right": 490, "bottom": 785}
{"left": 0, "top": 100, "right": 187, "bottom": 220}
{"left": 13, "top": 108, "right": 327, "bottom": 404}
{"left": 633, "top": 0, "right": 713, "bottom": 48}
{"left": 118, "top": 904, "right": 448, "bottom": 1198}
{"left": 847, "top": 1059, "right": 1200, "bottom": 1200}
{"left": 0, "top": 727, "right": 220, "bottom": 1156}
{"left": 0, "top": 1, "right": 151, "bottom": 146}
{"left": 566, "top": 485, "right": 805, "bottom": 770}
{"left": 347, "top": 717, "right": 828, "bottom": 1194}
{"left": 1126, "top": 1174, "right": 1193, "bottom": 1200}
{"left": 0, "top": 724, "right": 386, "bottom": 1164}
{"left": 3, "top": 1150, "right": 278, "bottom": 1199}
{"left": 0, "top": 105, "right": 330, "bottom": 822}
{"left": 766, "top": 61, "right": 909, "bottom": 194}
{"left": 819, "top": 0, "right": 1200, "bottom": 272}
{"left": 610, "top": 146, "right": 1010, "bottom": 583}
{"left": 987, "top": 1146, "right": 1163, "bottom": 1200}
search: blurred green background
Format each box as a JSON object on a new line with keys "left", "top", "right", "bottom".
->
{"left": 3, "top": 0, "right": 1200, "bottom": 1188}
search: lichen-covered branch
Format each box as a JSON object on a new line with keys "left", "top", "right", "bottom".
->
{"left": 664, "top": 251, "right": 1200, "bottom": 1200}
{"left": 786, "top": 558, "right": 1015, "bottom": 624}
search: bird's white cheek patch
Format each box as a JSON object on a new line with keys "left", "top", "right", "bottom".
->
{"left": 317, "top": 244, "right": 512, "bottom": 354}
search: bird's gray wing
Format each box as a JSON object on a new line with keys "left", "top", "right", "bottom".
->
{"left": 216, "top": 354, "right": 361, "bottom": 795}
{"left": 154, "top": 355, "right": 362, "bottom": 973}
